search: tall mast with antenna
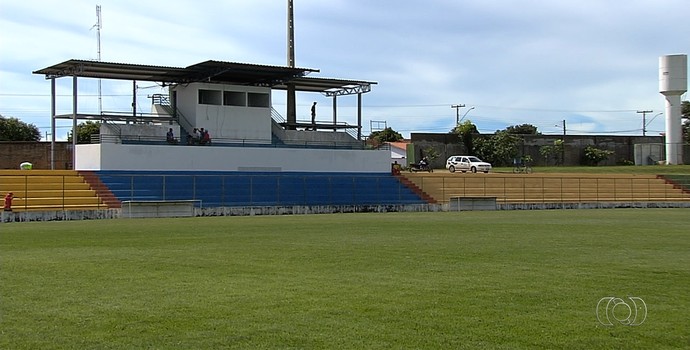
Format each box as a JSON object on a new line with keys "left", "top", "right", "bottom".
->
{"left": 287, "top": 0, "right": 295, "bottom": 67}
{"left": 94, "top": 5, "right": 102, "bottom": 114}
{"left": 286, "top": 0, "right": 297, "bottom": 128}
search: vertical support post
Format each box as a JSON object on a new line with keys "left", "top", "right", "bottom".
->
{"left": 50, "top": 78, "right": 56, "bottom": 170}
{"left": 171, "top": 90, "right": 177, "bottom": 118}
{"left": 561, "top": 119, "right": 566, "bottom": 166}
{"left": 287, "top": 84, "right": 296, "bottom": 129}
{"left": 132, "top": 80, "right": 137, "bottom": 118}
{"left": 664, "top": 94, "right": 683, "bottom": 164}
{"left": 72, "top": 75, "right": 78, "bottom": 169}
{"left": 332, "top": 95, "right": 337, "bottom": 130}
{"left": 357, "top": 92, "right": 362, "bottom": 140}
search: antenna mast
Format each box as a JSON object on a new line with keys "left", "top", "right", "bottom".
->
{"left": 287, "top": 0, "right": 295, "bottom": 67}
{"left": 94, "top": 5, "right": 103, "bottom": 113}
{"left": 285, "top": 0, "right": 297, "bottom": 128}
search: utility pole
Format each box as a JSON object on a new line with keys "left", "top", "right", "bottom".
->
{"left": 637, "top": 110, "right": 653, "bottom": 136}
{"left": 560, "top": 119, "right": 566, "bottom": 166}
{"left": 451, "top": 104, "right": 465, "bottom": 125}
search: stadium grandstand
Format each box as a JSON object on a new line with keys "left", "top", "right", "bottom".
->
{"left": 1, "top": 59, "right": 688, "bottom": 221}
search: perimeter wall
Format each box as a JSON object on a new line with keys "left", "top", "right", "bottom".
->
{"left": 410, "top": 134, "right": 690, "bottom": 167}
{"left": 0, "top": 142, "right": 72, "bottom": 170}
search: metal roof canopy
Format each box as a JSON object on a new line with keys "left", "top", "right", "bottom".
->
{"left": 33, "top": 59, "right": 376, "bottom": 93}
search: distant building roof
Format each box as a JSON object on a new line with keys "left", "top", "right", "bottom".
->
{"left": 387, "top": 141, "right": 410, "bottom": 151}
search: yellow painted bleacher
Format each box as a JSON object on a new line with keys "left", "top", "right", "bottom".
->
{"left": 401, "top": 172, "right": 690, "bottom": 204}
{"left": 0, "top": 170, "right": 111, "bottom": 212}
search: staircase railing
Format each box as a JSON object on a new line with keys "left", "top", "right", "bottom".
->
{"left": 345, "top": 127, "right": 360, "bottom": 141}
{"left": 101, "top": 119, "right": 122, "bottom": 141}
{"left": 150, "top": 93, "right": 194, "bottom": 138}
{"left": 270, "top": 107, "right": 286, "bottom": 124}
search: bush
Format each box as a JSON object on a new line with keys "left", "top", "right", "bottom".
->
{"left": 583, "top": 146, "right": 614, "bottom": 166}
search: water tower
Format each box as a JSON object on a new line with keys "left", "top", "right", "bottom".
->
{"left": 659, "top": 54, "right": 687, "bottom": 165}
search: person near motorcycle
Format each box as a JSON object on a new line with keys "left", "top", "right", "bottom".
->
{"left": 419, "top": 157, "right": 429, "bottom": 169}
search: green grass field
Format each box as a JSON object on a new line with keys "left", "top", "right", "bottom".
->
{"left": 2, "top": 209, "right": 689, "bottom": 349}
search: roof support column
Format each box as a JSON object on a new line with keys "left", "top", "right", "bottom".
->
{"left": 72, "top": 75, "right": 78, "bottom": 169}
{"left": 332, "top": 95, "right": 337, "bottom": 131}
{"left": 132, "top": 80, "right": 137, "bottom": 119}
{"left": 286, "top": 84, "right": 296, "bottom": 129}
{"left": 357, "top": 92, "right": 362, "bottom": 140}
{"left": 50, "top": 77, "right": 56, "bottom": 170}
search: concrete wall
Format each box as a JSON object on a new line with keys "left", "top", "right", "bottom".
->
{"left": 172, "top": 83, "right": 272, "bottom": 141}
{"left": 0, "top": 142, "right": 72, "bottom": 169}
{"left": 74, "top": 143, "right": 391, "bottom": 172}
{"left": 410, "top": 133, "right": 690, "bottom": 167}
{"left": 280, "top": 128, "right": 361, "bottom": 146}
{"left": 101, "top": 124, "right": 179, "bottom": 141}
{"left": 4, "top": 201, "right": 690, "bottom": 223}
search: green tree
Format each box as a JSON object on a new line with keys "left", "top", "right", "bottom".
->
{"left": 583, "top": 145, "right": 614, "bottom": 166}
{"left": 0, "top": 115, "right": 41, "bottom": 141}
{"left": 451, "top": 120, "right": 479, "bottom": 154}
{"left": 504, "top": 124, "right": 539, "bottom": 135}
{"left": 369, "top": 127, "right": 403, "bottom": 146}
{"left": 474, "top": 130, "right": 520, "bottom": 166}
{"left": 422, "top": 147, "right": 439, "bottom": 162}
{"left": 540, "top": 139, "right": 564, "bottom": 166}
{"left": 67, "top": 121, "right": 101, "bottom": 144}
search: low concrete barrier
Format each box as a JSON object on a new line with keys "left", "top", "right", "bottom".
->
{"left": 2, "top": 201, "right": 690, "bottom": 223}
{"left": 197, "top": 203, "right": 444, "bottom": 216}
{"left": 1, "top": 209, "right": 118, "bottom": 223}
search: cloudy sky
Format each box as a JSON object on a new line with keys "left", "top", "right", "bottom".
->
{"left": 1, "top": 0, "right": 688, "bottom": 140}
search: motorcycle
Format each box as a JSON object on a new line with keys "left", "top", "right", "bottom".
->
{"left": 408, "top": 162, "right": 433, "bottom": 172}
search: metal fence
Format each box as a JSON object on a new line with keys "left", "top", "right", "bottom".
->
{"left": 407, "top": 175, "right": 690, "bottom": 203}
{"left": 96, "top": 173, "right": 422, "bottom": 208}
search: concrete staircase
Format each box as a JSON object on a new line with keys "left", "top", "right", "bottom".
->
{"left": 394, "top": 175, "right": 437, "bottom": 204}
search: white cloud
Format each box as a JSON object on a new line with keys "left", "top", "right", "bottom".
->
{"left": 0, "top": 0, "right": 688, "bottom": 139}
